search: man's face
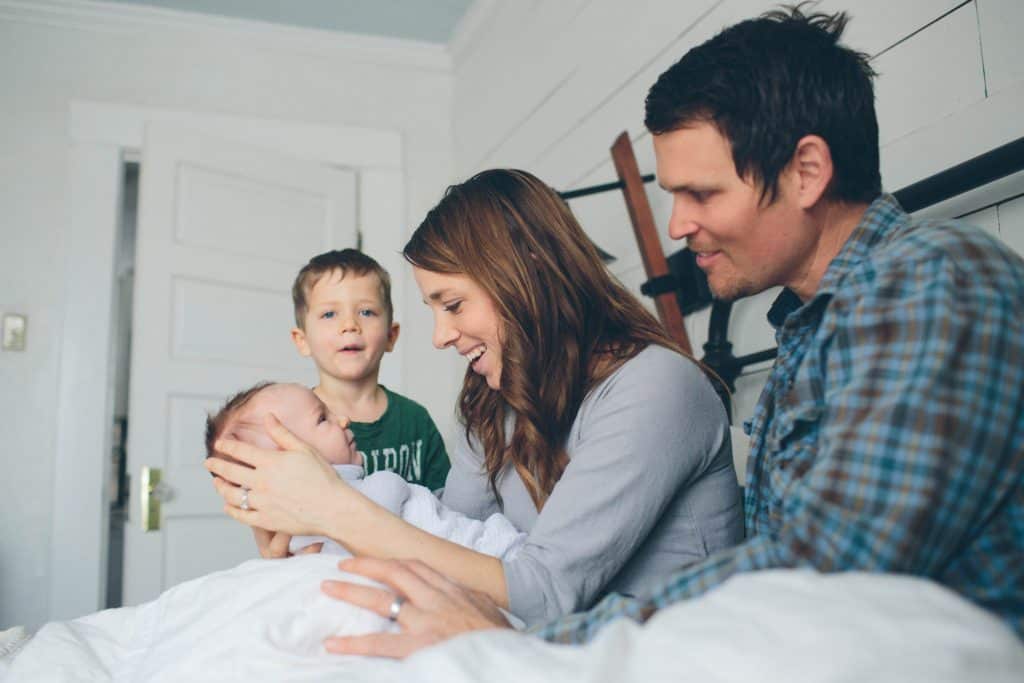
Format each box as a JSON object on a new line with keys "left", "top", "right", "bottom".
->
{"left": 230, "top": 383, "right": 357, "bottom": 465}
{"left": 653, "top": 122, "right": 815, "bottom": 301}
{"left": 292, "top": 271, "right": 399, "bottom": 384}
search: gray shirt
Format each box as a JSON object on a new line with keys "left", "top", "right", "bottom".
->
{"left": 441, "top": 345, "right": 744, "bottom": 624}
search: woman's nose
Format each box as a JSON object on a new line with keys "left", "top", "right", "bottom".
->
{"left": 432, "top": 318, "right": 458, "bottom": 349}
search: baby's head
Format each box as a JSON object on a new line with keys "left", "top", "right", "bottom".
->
{"left": 205, "top": 382, "right": 357, "bottom": 465}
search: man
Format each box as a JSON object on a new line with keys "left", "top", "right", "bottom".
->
{"left": 314, "top": 6, "right": 1024, "bottom": 655}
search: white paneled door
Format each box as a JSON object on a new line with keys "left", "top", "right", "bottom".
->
{"left": 122, "top": 125, "right": 357, "bottom": 606}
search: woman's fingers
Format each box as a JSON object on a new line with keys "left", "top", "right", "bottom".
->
{"left": 400, "top": 558, "right": 460, "bottom": 594}
{"left": 321, "top": 580, "right": 401, "bottom": 619}
{"left": 335, "top": 557, "right": 432, "bottom": 606}
{"left": 294, "top": 541, "right": 324, "bottom": 555}
{"left": 252, "top": 527, "right": 292, "bottom": 559}
{"left": 324, "top": 633, "right": 434, "bottom": 659}
{"left": 336, "top": 557, "right": 436, "bottom": 602}
{"left": 210, "top": 474, "right": 248, "bottom": 503}
{"left": 264, "top": 413, "right": 314, "bottom": 452}
{"left": 210, "top": 437, "right": 270, "bottom": 469}
{"left": 268, "top": 531, "right": 293, "bottom": 557}
{"left": 204, "top": 456, "right": 255, "bottom": 488}
{"left": 322, "top": 559, "right": 511, "bottom": 659}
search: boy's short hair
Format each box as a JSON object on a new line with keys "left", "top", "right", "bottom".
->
{"left": 644, "top": 3, "right": 881, "bottom": 204}
{"left": 205, "top": 381, "right": 275, "bottom": 458}
{"left": 291, "top": 249, "right": 394, "bottom": 328}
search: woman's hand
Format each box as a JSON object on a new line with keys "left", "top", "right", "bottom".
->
{"left": 251, "top": 527, "right": 323, "bottom": 559}
{"left": 321, "top": 557, "right": 512, "bottom": 659}
{"left": 205, "top": 413, "right": 365, "bottom": 540}
{"left": 252, "top": 527, "right": 291, "bottom": 559}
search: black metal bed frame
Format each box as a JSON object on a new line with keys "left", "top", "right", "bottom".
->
{"left": 560, "top": 135, "right": 1024, "bottom": 409}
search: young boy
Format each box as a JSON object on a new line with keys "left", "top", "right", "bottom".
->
{"left": 290, "top": 249, "right": 449, "bottom": 491}
{"left": 204, "top": 381, "right": 522, "bottom": 559}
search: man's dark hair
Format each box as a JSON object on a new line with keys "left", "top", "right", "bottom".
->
{"left": 205, "top": 381, "right": 274, "bottom": 458}
{"left": 645, "top": 3, "right": 881, "bottom": 204}
{"left": 291, "top": 249, "right": 393, "bottom": 328}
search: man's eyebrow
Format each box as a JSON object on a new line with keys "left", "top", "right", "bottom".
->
{"left": 659, "top": 181, "right": 713, "bottom": 193}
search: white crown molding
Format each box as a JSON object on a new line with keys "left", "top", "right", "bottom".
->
{"left": 0, "top": 0, "right": 452, "bottom": 72}
{"left": 448, "top": 0, "right": 500, "bottom": 65}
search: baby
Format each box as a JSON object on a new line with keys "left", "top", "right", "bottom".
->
{"left": 5, "top": 384, "right": 522, "bottom": 677}
{"left": 206, "top": 381, "right": 524, "bottom": 559}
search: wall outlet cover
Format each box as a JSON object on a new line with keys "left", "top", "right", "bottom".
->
{"left": 2, "top": 314, "right": 27, "bottom": 351}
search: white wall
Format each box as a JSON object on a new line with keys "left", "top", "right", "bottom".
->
{"left": 0, "top": 1, "right": 458, "bottom": 629}
{"left": 450, "top": 0, "right": 1024, "bottom": 425}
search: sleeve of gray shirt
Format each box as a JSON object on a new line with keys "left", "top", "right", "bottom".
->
{"left": 439, "top": 424, "right": 502, "bottom": 521}
{"left": 443, "top": 346, "right": 732, "bottom": 624}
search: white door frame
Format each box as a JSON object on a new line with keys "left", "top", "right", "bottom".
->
{"left": 51, "top": 100, "right": 405, "bottom": 620}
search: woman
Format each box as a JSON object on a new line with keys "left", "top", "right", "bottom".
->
{"left": 206, "top": 169, "right": 742, "bottom": 645}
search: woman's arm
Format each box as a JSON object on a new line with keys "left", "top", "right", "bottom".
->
{"left": 499, "top": 346, "right": 737, "bottom": 622}
{"left": 206, "top": 413, "right": 511, "bottom": 608}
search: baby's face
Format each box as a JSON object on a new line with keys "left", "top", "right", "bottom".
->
{"left": 228, "top": 383, "right": 357, "bottom": 465}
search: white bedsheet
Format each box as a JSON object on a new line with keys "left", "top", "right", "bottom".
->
{"left": 6, "top": 563, "right": 1023, "bottom": 682}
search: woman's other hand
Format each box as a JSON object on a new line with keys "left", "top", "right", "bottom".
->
{"left": 205, "top": 413, "right": 363, "bottom": 539}
{"left": 321, "top": 557, "right": 511, "bottom": 659}
{"left": 251, "top": 527, "right": 323, "bottom": 558}
{"left": 252, "top": 527, "right": 291, "bottom": 559}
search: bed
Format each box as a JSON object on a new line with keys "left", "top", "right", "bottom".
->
{"left": 3, "top": 554, "right": 1021, "bottom": 682}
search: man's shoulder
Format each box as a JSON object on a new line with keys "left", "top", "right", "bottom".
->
{"left": 852, "top": 215, "right": 1024, "bottom": 300}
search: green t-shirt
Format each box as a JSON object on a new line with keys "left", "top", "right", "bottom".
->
{"left": 350, "top": 386, "right": 450, "bottom": 491}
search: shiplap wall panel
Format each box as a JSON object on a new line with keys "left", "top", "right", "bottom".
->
{"left": 456, "top": 1, "right": 721, "bottom": 176}
{"left": 874, "top": 3, "right": 985, "bottom": 146}
{"left": 977, "top": 0, "right": 1024, "bottom": 96}
{"left": 997, "top": 195, "right": 1024, "bottom": 258}
{"left": 454, "top": 0, "right": 618, "bottom": 170}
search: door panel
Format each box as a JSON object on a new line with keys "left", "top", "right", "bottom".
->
{"left": 122, "top": 124, "right": 357, "bottom": 606}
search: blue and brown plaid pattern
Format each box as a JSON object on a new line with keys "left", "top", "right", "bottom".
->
{"left": 534, "top": 194, "right": 1024, "bottom": 644}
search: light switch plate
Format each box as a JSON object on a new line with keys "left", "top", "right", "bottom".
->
{"left": 2, "top": 314, "right": 27, "bottom": 351}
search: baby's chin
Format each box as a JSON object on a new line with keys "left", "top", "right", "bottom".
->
{"left": 324, "top": 452, "right": 362, "bottom": 467}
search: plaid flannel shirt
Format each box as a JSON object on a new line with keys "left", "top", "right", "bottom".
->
{"left": 534, "top": 194, "right": 1024, "bottom": 644}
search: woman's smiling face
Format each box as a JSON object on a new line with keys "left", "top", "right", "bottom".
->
{"left": 413, "top": 267, "right": 504, "bottom": 390}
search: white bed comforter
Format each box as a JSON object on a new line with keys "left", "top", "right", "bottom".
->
{"left": 5, "top": 560, "right": 1023, "bottom": 682}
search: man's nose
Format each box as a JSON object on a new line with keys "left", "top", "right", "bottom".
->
{"left": 668, "top": 198, "right": 699, "bottom": 241}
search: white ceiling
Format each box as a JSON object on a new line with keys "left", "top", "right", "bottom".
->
{"left": 103, "top": 0, "right": 474, "bottom": 43}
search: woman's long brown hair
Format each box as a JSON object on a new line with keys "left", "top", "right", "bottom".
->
{"left": 404, "top": 169, "right": 697, "bottom": 510}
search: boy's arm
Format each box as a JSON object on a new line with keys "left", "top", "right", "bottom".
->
{"left": 420, "top": 422, "right": 450, "bottom": 492}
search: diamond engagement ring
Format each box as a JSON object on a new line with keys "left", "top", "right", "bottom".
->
{"left": 388, "top": 595, "right": 405, "bottom": 622}
{"left": 240, "top": 486, "right": 250, "bottom": 511}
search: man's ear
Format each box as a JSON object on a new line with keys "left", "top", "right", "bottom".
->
{"left": 385, "top": 322, "right": 401, "bottom": 352}
{"left": 790, "top": 134, "right": 833, "bottom": 209}
{"left": 291, "top": 327, "right": 311, "bottom": 357}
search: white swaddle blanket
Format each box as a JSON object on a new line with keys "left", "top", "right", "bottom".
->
{"left": 5, "top": 555, "right": 400, "bottom": 682}
{"left": 289, "top": 464, "right": 525, "bottom": 559}
{"left": 4, "top": 471, "right": 525, "bottom": 682}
